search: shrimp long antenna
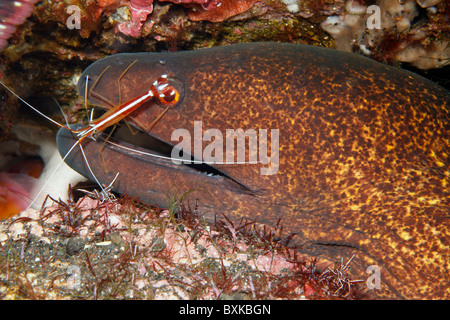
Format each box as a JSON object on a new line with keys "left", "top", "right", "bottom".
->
{"left": 51, "top": 95, "right": 72, "bottom": 129}
{"left": 0, "top": 81, "right": 72, "bottom": 131}
{"left": 2, "top": 71, "right": 177, "bottom": 210}
{"left": 103, "top": 137, "right": 261, "bottom": 165}
{"left": 0, "top": 80, "right": 112, "bottom": 208}
{"left": 84, "top": 75, "right": 89, "bottom": 113}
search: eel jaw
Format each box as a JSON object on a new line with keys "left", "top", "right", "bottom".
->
{"left": 55, "top": 125, "right": 254, "bottom": 204}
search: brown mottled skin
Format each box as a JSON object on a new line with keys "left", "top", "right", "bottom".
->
{"left": 58, "top": 43, "right": 449, "bottom": 299}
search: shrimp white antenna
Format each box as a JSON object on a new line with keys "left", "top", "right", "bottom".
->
{"left": 1, "top": 79, "right": 113, "bottom": 209}
{"left": 0, "top": 81, "right": 70, "bottom": 130}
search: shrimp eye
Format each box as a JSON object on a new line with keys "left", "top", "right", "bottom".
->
{"left": 157, "top": 87, "right": 180, "bottom": 106}
{"left": 153, "top": 75, "right": 184, "bottom": 108}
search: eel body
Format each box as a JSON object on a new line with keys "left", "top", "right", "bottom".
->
{"left": 57, "top": 43, "right": 449, "bottom": 299}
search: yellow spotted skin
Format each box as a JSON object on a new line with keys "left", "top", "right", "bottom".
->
{"left": 71, "top": 43, "right": 449, "bottom": 298}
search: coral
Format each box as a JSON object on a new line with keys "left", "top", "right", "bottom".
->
{"left": 393, "top": 40, "right": 449, "bottom": 69}
{"left": 378, "top": 0, "right": 419, "bottom": 31}
{"left": 0, "top": 0, "right": 39, "bottom": 49}
{"left": 321, "top": 0, "right": 366, "bottom": 51}
{"left": 280, "top": 0, "right": 346, "bottom": 20}
{"left": 187, "top": 0, "right": 258, "bottom": 22}
{"left": 282, "top": 0, "right": 300, "bottom": 13}
{"left": 320, "top": 0, "right": 450, "bottom": 69}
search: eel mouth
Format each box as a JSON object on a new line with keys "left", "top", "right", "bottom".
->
{"left": 111, "top": 126, "right": 227, "bottom": 178}
{"left": 56, "top": 124, "right": 253, "bottom": 194}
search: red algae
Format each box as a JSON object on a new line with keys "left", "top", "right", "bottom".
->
{"left": 187, "top": 0, "right": 258, "bottom": 22}
{"left": 117, "top": 0, "right": 154, "bottom": 37}
{"left": 0, "top": 192, "right": 362, "bottom": 299}
{"left": 97, "top": 0, "right": 123, "bottom": 7}
{"left": 160, "top": 0, "right": 221, "bottom": 10}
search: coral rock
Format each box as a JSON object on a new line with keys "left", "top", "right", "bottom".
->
{"left": 97, "top": 0, "right": 122, "bottom": 7}
{"left": 416, "top": 0, "right": 443, "bottom": 8}
{"left": 117, "top": 0, "right": 255, "bottom": 35}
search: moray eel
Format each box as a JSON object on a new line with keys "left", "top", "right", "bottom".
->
{"left": 57, "top": 42, "right": 449, "bottom": 299}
